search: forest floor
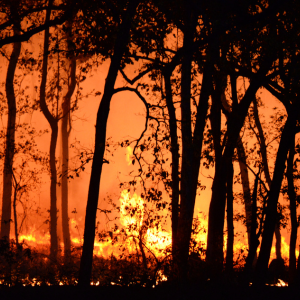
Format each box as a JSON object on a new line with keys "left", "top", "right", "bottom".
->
{"left": 0, "top": 284, "right": 297, "bottom": 300}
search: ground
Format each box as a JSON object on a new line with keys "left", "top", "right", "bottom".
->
{"left": 0, "top": 284, "right": 296, "bottom": 300}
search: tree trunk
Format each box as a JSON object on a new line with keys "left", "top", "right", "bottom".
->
{"left": 164, "top": 58, "right": 212, "bottom": 280}
{"left": 12, "top": 175, "right": 19, "bottom": 246}
{"left": 61, "top": 32, "right": 76, "bottom": 260}
{"left": 206, "top": 60, "right": 272, "bottom": 276}
{"left": 236, "top": 139, "right": 252, "bottom": 247}
{"left": 287, "top": 138, "right": 297, "bottom": 285}
{"left": 39, "top": 1, "right": 59, "bottom": 261}
{"left": 243, "top": 170, "right": 260, "bottom": 284}
{"left": 226, "top": 160, "right": 234, "bottom": 274}
{"left": 231, "top": 75, "right": 252, "bottom": 247}
{"left": 253, "top": 102, "right": 298, "bottom": 286}
{"left": 163, "top": 71, "right": 180, "bottom": 259}
{"left": 176, "top": 6, "right": 198, "bottom": 281}
{"left": 206, "top": 71, "right": 225, "bottom": 278}
{"left": 78, "top": 1, "right": 139, "bottom": 286}
{"left": 253, "top": 99, "right": 282, "bottom": 259}
{"left": 49, "top": 125, "right": 58, "bottom": 260}
{"left": 1, "top": 29, "right": 21, "bottom": 241}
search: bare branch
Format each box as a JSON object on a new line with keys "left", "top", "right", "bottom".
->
{"left": 119, "top": 65, "right": 153, "bottom": 85}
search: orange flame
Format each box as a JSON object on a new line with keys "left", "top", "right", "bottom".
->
{"left": 16, "top": 189, "right": 296, "bottom": 272}
{"left": 126, "top": 146, "right": 133, "bottom": 165}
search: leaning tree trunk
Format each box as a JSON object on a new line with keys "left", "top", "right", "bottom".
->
{"left": 253, "top": 102, "right": 298, "bottom": 286}
{"left": 78, "top": 0, "right": 139, "bottom": 287}
{"left": 287, "top": 138, "right": 297, "bottom": 285}
{"left": 39, "top": 1, "right": 59, "bottom": 261}
{"left": 1, "top": 29, "right": 21, "bottom": 240}
{"left": 61, "top": 30, "right": 76, "bottom": 260}
{"left": 253, "top": 99, "right": 282, "bottom": 259}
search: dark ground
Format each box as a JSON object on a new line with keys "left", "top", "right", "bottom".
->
{"left": 0, "top": 284, "right": 297, "bottom": 300}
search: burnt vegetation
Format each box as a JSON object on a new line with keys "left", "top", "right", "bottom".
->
{"left": 1, "top": 0, "right": 300, "bottom": 298}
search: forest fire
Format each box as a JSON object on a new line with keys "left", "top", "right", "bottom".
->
{"left": 1, "top": 0, "right": 300, "bottom": 293}
{"left": 16, "top": 189, "right": 293, "bottom": 272}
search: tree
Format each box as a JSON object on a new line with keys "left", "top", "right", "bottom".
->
{"left": 1, "top": 22, "right": 21, "bottom": 240}
{"left": 253, "top": 98, "right": 282, "bottom": 261}
{"left": 252, "top": 2, "right": 300, "bottom": 284}
{"left": 60, "top": 20, "right": 77, "bottom": 260}
{"left": 286, "top": 138, "right": 297, "bottom": 285}
{"left": 78, "top": 0, "right": 140, "bottom": 286}
{"left": 0, "top": 1, "right": 75, "bottom": 48}
{"left": 39, "top": 0, "right": 59, "bottom": 260}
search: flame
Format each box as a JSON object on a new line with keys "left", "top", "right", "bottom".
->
{"left": 19, "top": 227, "right": 51, "bottom": 250}
{"left": 126, "top": 146, "right": 133, "bottom": 165}
{"left": 13, "top": 188, "right": 295, "bottom": 290}
{"left": 16, "top": 194, "right": 296, "bottom": 266}
{"left": 119, "top": 189, "right": 171, "bottom": 257}
{"left": 266, "top": 279, "right": 288, "bottom": 287}
{"left": 120, "top": 189, "right": 144, "bottom": 229}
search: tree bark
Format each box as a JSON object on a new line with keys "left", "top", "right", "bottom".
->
{"left": 253, "top": 102, "right": 298, "bottom": 286}
{"left": 1, "top": 28, "right": 21, "bottom": 240}
{"left": 78, "top": 0, "right": 139, "bottom": 286}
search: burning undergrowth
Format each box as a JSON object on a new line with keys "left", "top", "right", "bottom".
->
{"left": 0, "top": 190, "right": 290, "bottom": 287}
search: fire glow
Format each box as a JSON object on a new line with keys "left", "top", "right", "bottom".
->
{"left": 16, "top": 189, "right": 294, "bottom": 267}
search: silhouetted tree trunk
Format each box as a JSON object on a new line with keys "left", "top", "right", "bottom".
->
{"left": 175, "top": 5, "right": 213, "bottom": 281}
{"left": 253, "top": 99, "right": 282, "bottom": 259}
{"left": 61, "top": 24, "right": 76, "bottom": 259}
{"left": 220, "top": 81, "right": 256, "bottom": 279}
{"left": 287, "top": 138, "right": 297, "bottom": 285}
{"left": 236, "top": 139, "right": 252, "bottom": 247}
{"left": 163, "top": 71, "right": 180, "bottom": 258}
{"left": 1, "top": 27, "right": 21, "bottom": 240}
{"left": 39, "top": 1, "right": 59, "bottom": 261}
{"left": 175, "top": 6, "right": 195, "bottom": 282}
{"left": 253, "top": 101, "right": 299, "bottom": 286}
{"left": 78, "top": 0, "right": 139, "bottom": 286}
{"left": 226, "top": 75, "right": 252, "bottom": 247}
{"left": 226, "top": 160, "right": 234, "bottom": 273}
{"left": 206, "top": 70, "right": 225, "bottom": 278}
{"left": 243, "top": 169, "right": 260, "bottom": 284}
{"left": 172, "top": 57, "right": 211, "bottom": 281}
{"left": 206, "top": 58, "right": 273, "bottom": 276}
{"left": 12, "top": 173, "right": 19, "bottom": 246}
